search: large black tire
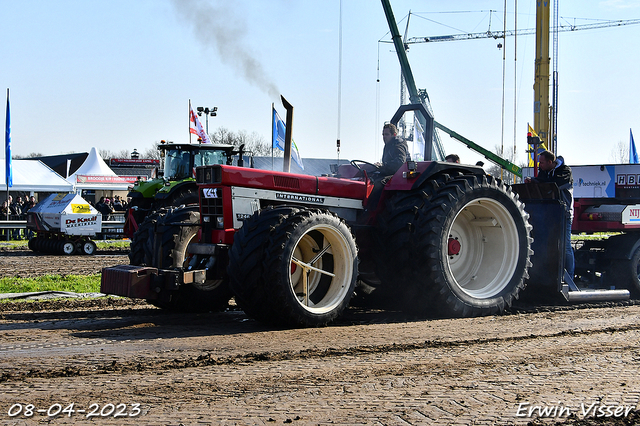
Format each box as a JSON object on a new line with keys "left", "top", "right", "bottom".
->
{"left": 229, "top": 208, "right": 358, "bottom": 327}
{"left": 266, "top": 209, "right": 358, "bottom": 327}
{"left": 129, "top": 210, "right": 165, "bottom": 266}
{"left": 126, "top": 186, "right": 197, "bottom": 237}
{"left": 409, "top": 174, "right": 533, "bottom": 317}
{"left": 228, "top": 206, "right": 301, "bottom": 322}
{"left": 131, "top": 206, "right": 231, "bottom": 312}
{"left": 371, "top": 180, "right": 446, "bottom": 307}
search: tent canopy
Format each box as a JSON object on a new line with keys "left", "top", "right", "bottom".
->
{"left": 0, "top": 159, "right": 74, "bottom": 192}
{"left": 66, "top": 147, "right": 131, "bottom": 190}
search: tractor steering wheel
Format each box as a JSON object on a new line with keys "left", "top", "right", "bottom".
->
{"left": 350, "top": 160, "right": 379, "bottom": 171}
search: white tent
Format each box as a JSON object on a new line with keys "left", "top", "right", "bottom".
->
{"left": 66, "top": 147, "right": 133, "bottom": 191}
{"left": 0, "top": 159, "right": 74, "bottom": 192}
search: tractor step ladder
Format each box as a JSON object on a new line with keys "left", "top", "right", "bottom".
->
{"left": 561, "top": 270, "right": 630, "bottom": 302}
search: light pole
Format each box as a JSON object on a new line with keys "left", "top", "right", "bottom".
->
{"left": 196, "top": 106, "right": 217, "bottom": 135}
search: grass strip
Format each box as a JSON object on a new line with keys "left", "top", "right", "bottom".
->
{"left": 0, "top": 274, "right": 101, "bottom": 295}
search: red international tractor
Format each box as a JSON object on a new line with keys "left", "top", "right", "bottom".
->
{"left": 102, "top": 105, "right": 541, "bottom": 327}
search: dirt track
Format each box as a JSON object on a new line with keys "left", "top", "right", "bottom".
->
{"left": 0, "top": 247, "right": 127, "bottom": 279}
{"left": 1, "top": 249, "right": 640, "bottom": 425}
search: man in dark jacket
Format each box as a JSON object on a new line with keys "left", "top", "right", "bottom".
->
{"left": 526, "top": 150, "right": 574, "bottom": 277}
{"left": 377, "top": 123, "right": 411, "bottom": 176}
{"left": 366, "top": 124, "right": 411, "bottom": 213}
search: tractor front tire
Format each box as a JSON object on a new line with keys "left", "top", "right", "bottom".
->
{"left": 263, "top": 209, "right": 358, "bottom": 327}
{"left": 228, "top": 206, "right": 301, "bottom": 322}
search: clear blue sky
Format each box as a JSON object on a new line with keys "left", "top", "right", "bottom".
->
{"left": 2, "top": 0, "right": 639, "bottom": 167}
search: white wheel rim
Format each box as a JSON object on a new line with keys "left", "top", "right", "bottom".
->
{"left": 289, "top": 224, "right": 353, "bottom": 314}
{"left": 63, "top": 242, "right": 74, "bottom": 254}
{"left": 446, "top": 197, "right": 520, "bottom": 299}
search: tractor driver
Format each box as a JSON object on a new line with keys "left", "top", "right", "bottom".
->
{"left": 375, "top": 123, "right": 411, "bottom": 175}
{"left": 365, "top": 123, "right": 411, "bottom": 213}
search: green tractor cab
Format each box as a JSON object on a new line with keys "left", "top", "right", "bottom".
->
{"left": 124, "top": 142, "right": 241, "bottom": 237}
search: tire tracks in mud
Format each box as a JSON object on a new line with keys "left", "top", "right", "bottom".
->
{"left": 2, "top": 307, "right": 640, "bottom": 384}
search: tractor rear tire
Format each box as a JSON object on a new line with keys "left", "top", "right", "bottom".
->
{"left": 411, "top": 174, "right": 532, "bottom": 317}
{"left": 228, "top": 206, "right": 301, "bottom": 322}
{"left": 263, "top": 209, "right": 358, "bottom": 327}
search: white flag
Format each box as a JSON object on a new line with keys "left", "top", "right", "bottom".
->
{"left": 291, "top": 140, "right": 304, "bottom": 170}
{"left": 189, "top": 105, "right": 211, "bottom": 144}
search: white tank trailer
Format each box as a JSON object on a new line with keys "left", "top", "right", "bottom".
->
{"left": 26, "top": 193, "right": 102, "bottom": 255}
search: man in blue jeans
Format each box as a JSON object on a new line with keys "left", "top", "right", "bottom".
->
{"left": 526, "top": 150, "right": 575, "bottom": 277}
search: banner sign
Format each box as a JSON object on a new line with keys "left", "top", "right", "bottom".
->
{"left": 75, "top": 175, "right": 143, "bottom": 184}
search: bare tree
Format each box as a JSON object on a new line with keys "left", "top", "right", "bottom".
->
{"left": 485, "top": 145, "right": 525, "bottom": 184}
{"left": 609, "top": 140, "right": 627, "bottom": 163}
{"left": 13, "top": 152, "right": 44, "bottom": 159}
{"left": 236, "top": 130, "right": 277, "bottom": 156}
{"left": 210, "top": 127, "right": 235, "bottom": 145}
{"left": 143, "top": 142, "right": 162, "bottom": 160}
{"left": 209, "top": 126, "right": 280, "bottom": 157}
{"left": 99, "top": 148, "right": 130, "bottom": 160}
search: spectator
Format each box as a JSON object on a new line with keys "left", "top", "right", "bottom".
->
{"left": 96, "top": 197, "right": 115, "bottom": 220}
{"left": 23, "top": 196, "right": 36, "bottom": 213}
{"left": 112, "top": 195, "right": 124, "bottom": 212}
{"left": 1, "top": 201, "right": 8, "bottom": 240}
{"left": 23, "top": 196, "right": 37, "bottom": 240}
{"left": 525, "top": 150, "right": 574, "bottom": 277}
{"left": 95, "top": 196, "right": 106, "bottom": 212}
{"left": 445, "top": 154, "right": 460, "bottom": 163}
{"left": 9, "top": 196, "right": 23, "bottom": 240}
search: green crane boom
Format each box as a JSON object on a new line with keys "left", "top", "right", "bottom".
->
{"left": 380, "top": 0, "right": 522, "bottom": 177}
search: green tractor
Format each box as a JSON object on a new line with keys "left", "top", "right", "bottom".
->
{"left": 124, "top": 141, "right": 242, "bottom": 237}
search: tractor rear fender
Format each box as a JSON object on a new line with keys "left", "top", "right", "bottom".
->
{"left": 409, "top": 162, "right": 485, "bottom": 192}
{"left": 381, "top": 161, "right": 485, "bottom": 192}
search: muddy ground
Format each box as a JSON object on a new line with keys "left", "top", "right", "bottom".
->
{"left": 0, "top": 247, "right": 128, "bottom": 279}
{"left": 1, "top": 249, "right": 640, "bottom": 425}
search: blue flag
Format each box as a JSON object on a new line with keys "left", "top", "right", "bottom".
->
{"left": 631, "top": 129, "right": 638, "bottom": 164}
{"left": 272, "top": 107, "right": 304, "bottom": 169}
{"left": 272, "top": 107, "right": 286, "bottom": 151}
{"left": 5, "top": 89, "right": 11, "bottom": 188}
